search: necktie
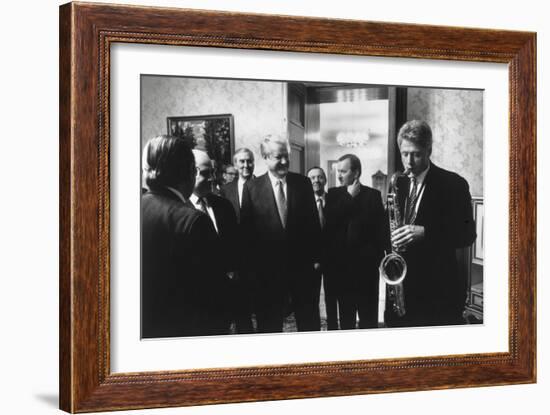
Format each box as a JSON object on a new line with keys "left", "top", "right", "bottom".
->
{"left": 405, "top": 176, "right": 418, "bottom": 224}
{"left": 275, "top": 180, "right": 287, "bottom": 228}
{"left": 196, "top": 197, "right": 207, "bottom": 213}
{"left": 317, "top": 198, "right": 325, "bottom": 229}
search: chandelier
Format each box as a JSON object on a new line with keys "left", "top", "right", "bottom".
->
{"left": 336, "top": 130, "right": 371, "bottom": 147}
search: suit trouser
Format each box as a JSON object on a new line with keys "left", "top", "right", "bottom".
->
{"left": 337, "top": 270, "right": 379, "bottom": 330}
{"left": 291, "top": 269, "right": 321, "bottom": 332}
{"left": 228, "top": 275, "right": 254, "bottom": 334}
{"left": 254, "top": 267, "right": 321, "bottom": 333}
{"left": 321, "top": 270, "right": 339, "bottom": 330}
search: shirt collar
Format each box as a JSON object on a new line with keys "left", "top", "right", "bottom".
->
{"left": 267, "top": 171, "right": 287, "bottom": 187}
{"left": 410, "top": 162, "right": 431, "bottom": 185}
{"left": 190, "top": 193, "right": 208, "bottom": 206}
{"left": 165, "top": 186, "right": 187, "bottom": 204}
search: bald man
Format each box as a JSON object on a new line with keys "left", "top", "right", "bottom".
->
{"left": 191, "top": 149, "right": 253, "bottom": 333}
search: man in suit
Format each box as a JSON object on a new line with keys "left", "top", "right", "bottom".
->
{"left": 190, "top": 149, "right": 253, "bottom": 333}
{"left": 386, "top": 120, "right": 476, "bottom": 327}
{"left": 141, "top": 136, "right": 227, "bottom": 338}
{"left": 325, "top": 154, "right": 387, "bottom": 330}
{"left": 220, "top": 147, "right": 255, "bottom": 222}
{"left": 221, "top": 164, "right": 238, "bottom": 185}
{"left": 241, "top": 134, "right": 322, "bottom": 333}
{"left": 219, "top": 148, "right": 256, "bottom": 332}
{"left": 307, "top": 166, "right": 339, "bottom": 330}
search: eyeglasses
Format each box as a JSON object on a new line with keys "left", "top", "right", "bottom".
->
{"left": 197, "top": 167, "right": 213, "bottom": 178}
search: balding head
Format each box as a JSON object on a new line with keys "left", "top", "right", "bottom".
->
{"left": 192, "top": 149, "right": 211, "bottom": 167}
{"left": 192, "top": 149, "right": 214, "bottom": 197}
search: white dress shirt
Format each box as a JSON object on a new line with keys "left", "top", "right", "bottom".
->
{"left": 267, "top": 171, "right": 288, "bottom": 200}
{"left": 237, "top": 177, "right": 247, "bottom": 207}
{"left": 315, "top": 193, "right": 326, "bottom": 209}
{"left": 189, "top": 193, "right": 219, "bottom": 233}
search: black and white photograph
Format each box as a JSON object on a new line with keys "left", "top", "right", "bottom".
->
{"left": 140, "top": 76, "right": 484, "bottom": 338}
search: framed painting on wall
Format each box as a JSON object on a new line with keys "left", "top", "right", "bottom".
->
{"left": 167, "top": 114, "right": 234, "bottom": 179}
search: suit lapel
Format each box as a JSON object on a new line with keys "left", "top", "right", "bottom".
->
{"left": 414, "top": 163, "right": 436, "bottom": 224}
{"left": 228, "top": 181, "right": 240, "bottom": 219}
{"left": 205, "top": 193, "right": 218, "bottom": 216}
{"left": 286, "top": 173, "right": 296, "bottom": 225}
{"left": 260, "top": 173, "right": 278, "bottom": 217}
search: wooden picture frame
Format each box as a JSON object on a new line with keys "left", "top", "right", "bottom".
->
{"left": 59, "top": 2, "right": 536, "bottom": 412}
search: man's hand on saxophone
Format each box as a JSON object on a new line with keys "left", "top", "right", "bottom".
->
{"left": 391, "top": 224, "right": 425, "bottom": 249}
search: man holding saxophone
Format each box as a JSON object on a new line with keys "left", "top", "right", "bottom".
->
{"left": 385, "top": 120, "right": 476, "bottom": 327}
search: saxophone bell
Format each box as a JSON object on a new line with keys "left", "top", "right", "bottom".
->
{"left": 379, "top": 252, "right": 407, "bottom": 286}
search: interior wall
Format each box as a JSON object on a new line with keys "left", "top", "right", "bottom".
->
{"left": 407, "top": 88, "right": 484, "bottom": 197}
{"left": 141, "top": 76, "right": 287, "bottom": 176}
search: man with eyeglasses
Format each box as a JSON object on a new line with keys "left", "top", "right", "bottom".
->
{"left": 221, "top": 164, "right": 238, "bottom": 185}
{"left": 241, "top": 134, "right": 322, "bottom": 333}
{"left": 190, "top": 149, "right": 252, "bottom": 333}
{"left": 307, "top": 166, "right": 339, "bottom": 330}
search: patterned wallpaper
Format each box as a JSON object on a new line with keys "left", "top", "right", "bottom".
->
{"left": 141, "top": 76, "right": 287, "bottom": 175}
{"left": 141, "top": 79, "right": 483, "bottom": 196}
{"left": 407, "top": 88, "right": 484, "bottom": 197}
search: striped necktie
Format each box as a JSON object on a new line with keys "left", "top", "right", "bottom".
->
{"left": 405, "top": 176, "right": 418, "bottom": 224}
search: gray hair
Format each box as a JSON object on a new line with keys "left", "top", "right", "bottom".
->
{"left": 142, "top": 135, "right": 194, "bottom": 190}
{"left": 232, "top": 147, "right": 254, "bottom": 163}
{"left": 397, "top": 120, "right": 433, "bottom": 151}
{"left": 260, "top": 134, "right": 291, "bottom": 158}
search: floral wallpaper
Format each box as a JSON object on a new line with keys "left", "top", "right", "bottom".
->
{"left": 141, "top": 76, "right": 287, "bottom": 175}
{"left": 407, "top": 88, "right": 484, "bottom": 197}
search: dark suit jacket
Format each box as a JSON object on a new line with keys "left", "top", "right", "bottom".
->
{"left": 325, "top": 185, "right": 388, "bottom": 282}
{"left": 141, "top": 188, "right": 227, "bottom": 338}
{"left": 220, "top": 180, "right": 241, "bottom": 222}
{"left": 205, "top": 193, "right": 239, "bottom": 272}
{"left": 394, "top": 163, "right": 476, "bottom": 324}
{"left": 241, "top": 172, "right": 321, "bottom": 277}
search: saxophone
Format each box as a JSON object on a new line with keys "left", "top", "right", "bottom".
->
{"left": 379, "top": 171, "right": 408, "bottom": 317}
